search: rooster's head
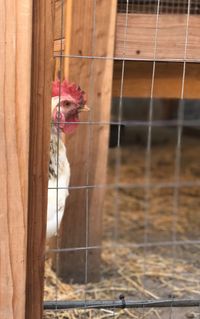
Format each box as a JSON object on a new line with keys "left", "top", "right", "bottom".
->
{"left": 51, "top": 80, "right": 89, "bottom": 133}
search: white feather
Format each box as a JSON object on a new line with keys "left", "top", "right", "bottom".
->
{"left": 47, "top": 132, "right": 70, "bottom": 239}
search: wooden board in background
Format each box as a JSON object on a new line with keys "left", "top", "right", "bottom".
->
{"left": 115, "top": 14, "right": 200, "bottom": 61}
{"left": 54, "top": 11, "right": 200, "bottom": 99}
{"left": 113, "top": 61, "right": 200, "bottom": 99}
{"left": 54, "top": 13, "right": 200, "bottom": 61}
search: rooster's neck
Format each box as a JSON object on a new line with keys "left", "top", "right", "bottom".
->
{"left": 49, "top": 129, "right": 67, "bottom": 180}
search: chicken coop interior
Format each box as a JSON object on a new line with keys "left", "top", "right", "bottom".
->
{"left": 1, "top": 0, "right": 200, "bottom": 319}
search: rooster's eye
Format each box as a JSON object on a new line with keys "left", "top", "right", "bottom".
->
{"left": 65, "top": 101, "right": 70, "bottom": 107}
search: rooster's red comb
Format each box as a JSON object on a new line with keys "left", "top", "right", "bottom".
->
{"left": 52, "top": 80, "right": 86, "bottom": 106}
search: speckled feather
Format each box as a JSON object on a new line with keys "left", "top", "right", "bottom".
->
{"left": 47, "top": 80, "right": 87, "bottom": 239}
{"left": 47, "top": 128, "right": 70, "bottom": 239}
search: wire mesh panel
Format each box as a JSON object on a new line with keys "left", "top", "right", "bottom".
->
{"left": 44, "top": 0, "right": 200, "bottom": 318}
{"left": 118, "top": 0, "right": 200, "bottom": 14}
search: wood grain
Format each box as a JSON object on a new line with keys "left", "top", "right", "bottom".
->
{"left": 25, "top": 1, "right": 53, "bottom": 318}
{"left": 54, "top": 13, "right": 200, "bottom": 61}
{"left": 113, "top": 61, "right": 200, "bottom": 99}
{"left": 53, "top": 12, "right": 200, "bottom": 98}
{"left": 54, "top": 0, "right": 66, "bottom": 40}
{"left": 53, "top": 0, "right": 117, "bottom": 282}
{"left": 115, "top": 14, "right": 200, "bottom": 61}
{"left": 0, "top": 1, "right": 32, "bottom": 318}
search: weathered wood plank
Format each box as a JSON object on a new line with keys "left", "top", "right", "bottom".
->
{"left": 54, "top": 0, "right": 117, "bottom": 283}
{"left": 25, "top": 1, "right": 53, "bottom": 318}
{"left": 54, "top": 14, "right": 200, "bottom": 62}
{"left": 0, "top": 1, "right": 32, "bottom": 318}
{"left": 53, "top": 12, "right": 200, "bottom": 98}
{"left": 115, "top": 14, "right": 200, "bottom": 61}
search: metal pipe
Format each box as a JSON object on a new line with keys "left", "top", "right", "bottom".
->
{"left": 44, "top": 299, "right": 200, "bottom": 310}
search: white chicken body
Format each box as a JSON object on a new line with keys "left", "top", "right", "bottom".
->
{"left": 47, "top": 130, "right": 70, "bottom": 239}
{"left": 47, "top": 80, "right": 87, "bottom": 239}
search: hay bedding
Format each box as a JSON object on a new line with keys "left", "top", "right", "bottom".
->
{"left": 44, "top": 133, "right": 200, "bottom": 318}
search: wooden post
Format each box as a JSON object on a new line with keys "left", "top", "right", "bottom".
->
{"left": 25, "top": 1, "right": 53, "bottom": 318}
{"left": 0, "top": 1, "right": 32, "bottom": 319}
{"left": 55, "top": 0, "right": 117, "bottom": 282}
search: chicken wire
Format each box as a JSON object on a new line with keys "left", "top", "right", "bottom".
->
{"left": 44, "top": 0, "right": 200, "bottom": 318}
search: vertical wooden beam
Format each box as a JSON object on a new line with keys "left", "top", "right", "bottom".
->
{"left": 56, "top": 0, "right": 117, "bottom": 282}
{"left": 0, "top": 1, "right": 32, "bottom": 319}
{"left": 25, "top": 1, "right": 53, "bottom": 318}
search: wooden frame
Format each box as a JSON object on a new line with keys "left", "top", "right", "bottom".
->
{"left": 113, "top": 61, "right": 200, "bottom": 99}
{"left": 115, "top": 14, "right": 200, "bottom": 61}
{"left": 25, "top": 1, "right": 53, "bottom": 319}
{"left": 54, "top": 13, "right": 200, "bottom": 61}
{"left": 0, "top": 1, "right": 32, "bottom": 318}
{"left": 1, "top": 1, "right": 199, "bottom": 318}
{"left": 54, "top": 12, "right": 200, "bottom": 99}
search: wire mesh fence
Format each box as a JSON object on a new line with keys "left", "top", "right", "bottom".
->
{"left": 44, "top": 0, "right": 200, "bottom": 318}
{"left": 118, "top": 0, "right": 200, "bottom": 14}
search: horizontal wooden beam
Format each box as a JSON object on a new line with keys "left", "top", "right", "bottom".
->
{"left": 113, "top": 61, "right": 200, "bottom": 99}
{"left": 54, "top": 13, "right": 200, "bottom": 62}
{"left": 53, "top": 12, "right": 200, "bottom": 99}
{"left": 115, "top": 14, "right": 200, "bottom": 61}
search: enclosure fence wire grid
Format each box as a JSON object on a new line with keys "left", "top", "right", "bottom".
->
{"left": 44, "top": 0, "right": 200, "bottom": 318}
{"left": 117, "top": 0, "right": 200, "bottom": 14}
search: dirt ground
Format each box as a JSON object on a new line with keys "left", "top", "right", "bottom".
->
{"left": 44, "top": 129, "right": 200, "bottom": 318}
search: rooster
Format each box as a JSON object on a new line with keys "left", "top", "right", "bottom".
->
{"left": 47, "top": 80, "right": 88, "bottom": 239}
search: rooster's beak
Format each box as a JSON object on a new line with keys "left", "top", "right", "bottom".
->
{"left": 79, "top": 105, "right": 90, "bottom": 112}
